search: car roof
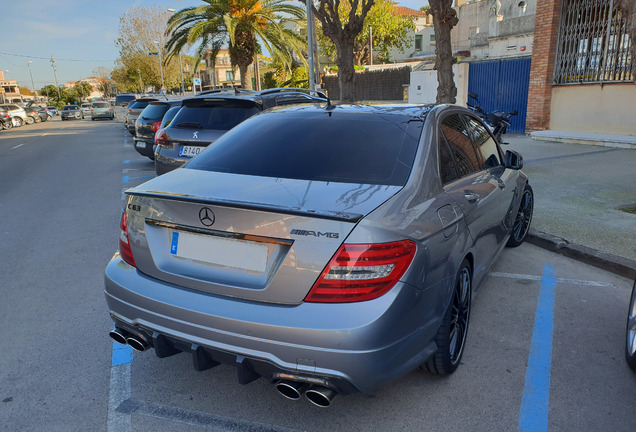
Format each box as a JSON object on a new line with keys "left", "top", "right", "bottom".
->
{"left": 183, "top": 88, "right": 327, "bottom": 105}
{"left": 265, "top": 102, "right": 435, "bottom": 120}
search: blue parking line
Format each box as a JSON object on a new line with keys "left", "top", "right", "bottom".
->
{"left": 112, "top": 340, "right": 133, "bottom": 366}
{"left": 122, "top": 174, "right": 155, "bottom": 183}
{"left": 518, "top": 264, "right": 556, "bottom": 432}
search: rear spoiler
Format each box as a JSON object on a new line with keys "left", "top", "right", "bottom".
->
{"left": 126, "top": 189, "right": 364, "bottom": 223}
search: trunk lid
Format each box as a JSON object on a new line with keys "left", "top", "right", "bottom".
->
{"left": 124, "top": 169, "right": 401, "bottom": 304}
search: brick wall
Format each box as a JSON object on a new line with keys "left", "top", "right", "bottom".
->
{"left": 322, "top": 67, "right": 411, "bottom": 101}
{"left": 526, "top": 0, "right": 562, "bottom": 131}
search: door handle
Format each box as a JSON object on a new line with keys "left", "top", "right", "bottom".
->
{"left": 464, "top": 192, "right": 479, "bottom": 203}
{"left": 497, "top": 179, "right": 506, "bottom": 189}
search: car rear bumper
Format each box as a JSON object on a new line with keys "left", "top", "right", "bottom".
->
{"left": 104, "top": 255, "right": 439, "bottom": 394}
{"left": 133, "top": 137, "right": 155, "bottom": 158}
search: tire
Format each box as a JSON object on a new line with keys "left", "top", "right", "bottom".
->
{"left": 25, "top": 116, "right": 34, "bottom": 125}
{"left": 423, "top": 258, "right": 472, "bottom": 375}
{"left": 507, "top": 184, "right": 534, "bottom": 247}
{"left": 626, "top": 281, "right": 636, "bottom": 371}
{"left": 13, "top": 117, "right": 23, "bottom": 127}
{"left": 3, "top": 121, "right": 12, "bottom": 130}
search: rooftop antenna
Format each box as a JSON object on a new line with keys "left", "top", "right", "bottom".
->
{"left": 325, "top": 96, "right": 335, "bottom": 111}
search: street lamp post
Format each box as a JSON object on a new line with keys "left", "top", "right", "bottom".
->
{"left": 153, "top": 40, "right": 166, "bottom": 92}
{"left": 27, "top": 61, "right": 36, "bottom": 101}
{"left": 137, "top": 69, "right": 143, "bottom": 93}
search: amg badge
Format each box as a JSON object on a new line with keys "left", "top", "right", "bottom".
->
{"left": 290, "top": 229, "right": 339, "bottom": 239}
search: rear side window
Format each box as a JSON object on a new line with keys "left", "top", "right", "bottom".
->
{"left": 187, "top": 110, "right": 422, "bottom": 186}
{"left": 161, "top": 106, "right": 181, "bottom": 128}
{"left": 171, "top": 101, "right": 260, "bottom": 130}
{"left": 129, "top": 101, "right": 151, "bottom": 110}
{"left": 439, "top": 114, "right": 481, "bottom": 178}
{"left": 140, "top": 103, "right": 170, "bottom": 119}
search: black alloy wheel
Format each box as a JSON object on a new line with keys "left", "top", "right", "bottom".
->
{"left": 423, "top": 259, "right": 472, "bottom": 375}
{"left": 507, "top": 184, "right": 533, "bottom": 247}
{"left": 626, "top": 281, "right": 636, "bottom": 371}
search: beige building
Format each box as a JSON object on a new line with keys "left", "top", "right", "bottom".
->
{"left": 0, "top": 70, "right": 22, "bottom": 103}
{"left": 201, "top": 49, "right": 241, "bottom": 88}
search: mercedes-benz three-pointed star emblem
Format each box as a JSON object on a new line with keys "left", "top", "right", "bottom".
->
{"left": 199, "top": 207, "right": 215, "bottom": 226}
{"left": 193, "top": 131, "right": 199, "bottom": 139}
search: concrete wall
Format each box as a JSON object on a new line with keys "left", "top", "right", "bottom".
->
{"left": 408, "top": 63, "right": 469, "bottom": 106}
{"left": 550, "top": 84, "right": 636, "bottom": 136}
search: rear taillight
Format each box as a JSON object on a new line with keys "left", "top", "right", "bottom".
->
{"left": 119, "top": 212, "right": 136, "bottom": 267}
{"left": 151, "top": 121, "right": 162, "bottom": 132}
{"left": 305, "top": 240, "right": 416, "bottom": 303}
{"left": 155, "top": 129, "right": 170, "bottom": 147}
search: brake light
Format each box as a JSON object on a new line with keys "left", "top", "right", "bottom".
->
{"left": 155, "top": 129, "right": 170, "bottom": 147}
{"left": 151, "top": 120, "right": 162, "bottom": 132}
{"left": 305, "top": 240, "right": 416, "bottom": 303}
{"left": 119, "top": 212, "right": 136, "bottom": 267}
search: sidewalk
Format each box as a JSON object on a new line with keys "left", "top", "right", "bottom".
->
{"left": 505, "top": 134, "right": 636, "bottom": 278}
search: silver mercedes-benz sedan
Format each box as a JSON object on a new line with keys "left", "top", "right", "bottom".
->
{"left": 104, "top": 103, "right": 533, "bottom": 407}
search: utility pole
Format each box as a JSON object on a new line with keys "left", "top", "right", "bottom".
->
{"left": 27, "top": 61, "right": 36, "bottom": 100}
{"left": 305, "top": 0, "right": 316, "bottom": 91}
{"left": 50, "top": 55, "right": 61, "bottom": 100}
{"left": 137, "top": 69, "right": 143, "bottom": 93}
{"left": 153, "top": 41, "right": 166, "bottom": 92}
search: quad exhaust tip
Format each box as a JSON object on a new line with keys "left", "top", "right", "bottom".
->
{"left": 305, "top": 386, "right": 337, "bottom": 408}
{"left": 126, "top": 334, "right": 150, "bottom": 352}
{"left": 108, "top": 328, "right": 129, "bottom": 345}
{"left": 275, "top": 381, "right": 309, "bottom": 400}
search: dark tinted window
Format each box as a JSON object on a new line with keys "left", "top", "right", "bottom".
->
{"left": 93, "top": 102, "right": 110, "bottom": 108}
{"left": 160, "top": 106, "right": 181, "bottom": 128}
{"left": 438, "top": 135, "right": 459, "bottom": 185}
{"left": 440, "top": 114, "right": 480, "bottom": 177}
{"left": 171, "top": 101, "right": 260, "bottom": 130}
{"left": 463, "top": 115, "right": 502, "bottom": 169}
{"left": 115, "top": 94, "right": 136, "bottom": 106}
{"left": 129, "top": 101, "right": 151, "bottom": 110}
{"left": 187, "top": 110, "right": 422, "bottom": 186}
{"left": 63, "top": 105, "right": 79, "bottom": 110}
{"left": 140, "top": 103, "right": 171, "bottom": 120}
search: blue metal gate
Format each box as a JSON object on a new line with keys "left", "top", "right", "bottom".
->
{"left": 468, "top": 58, "right": 531, "bottom": 134}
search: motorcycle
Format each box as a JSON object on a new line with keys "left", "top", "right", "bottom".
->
{"left": 467, "top": 92, "right": 518, "bottom": 145}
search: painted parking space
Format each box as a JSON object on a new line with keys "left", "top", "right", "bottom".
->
{"left": 104, "top": 219, "right": 636, "bottom": 432}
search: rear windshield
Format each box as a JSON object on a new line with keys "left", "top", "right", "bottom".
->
{"left": 93, "top": 102, "right": 110, "bottom": 108}
{"left": 115, "top": 95, "right": 136, "bottom": 106}
{"left": 128, "top": 101, "right": 151, "bottom": 110}
{"left": 187, "top": 110, "right": 423, "bottom": 186}
{"left": 171, "top": 101, "right": 260, "bottom": 130}
{"left": 140, "top": 103, "right": 171, "bottom": 120}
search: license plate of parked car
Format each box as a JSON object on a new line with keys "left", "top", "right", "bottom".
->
{"left": 170, "top": 230, "right": 268, "bottom": 272}
{"left": 179, "top": 146, "right": 203, "bottom": 157}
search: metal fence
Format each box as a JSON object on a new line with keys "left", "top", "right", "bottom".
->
{"left": 553, "top": 0, "right": 633, "bottom": 84}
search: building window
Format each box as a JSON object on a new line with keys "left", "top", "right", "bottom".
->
{"left": 430, "top": 34, "right": 436, "bottom": 45}
{"left": 225, "top": 71, "right": 235, "bottom": 82}
{"left": 554, "top": 0, "right": 633, "bottom": 84}
{"left": 415, "top": 34, "right": 423, "bottom": 51}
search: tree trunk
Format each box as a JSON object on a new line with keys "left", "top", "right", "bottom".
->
{"left": 336, "top": 41, "right": 356, "bottom": 101}
{"left": 616, "top": 0, "right": 636, "bottom": 82}
{"left": 238, "top": 63, "right": 252, "bottom": 90}
{"left": 429, "top": 0, "right": 459, "bottom": 104}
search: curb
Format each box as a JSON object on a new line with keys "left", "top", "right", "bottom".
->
{"left": 527, "top": 229, "right": 636, "bottom": 280}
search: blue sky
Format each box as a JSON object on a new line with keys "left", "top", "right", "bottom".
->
{"left": 0, "top": 0, "right": 429, "bottom": 91}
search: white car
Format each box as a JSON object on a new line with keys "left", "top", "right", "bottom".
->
{"left": 80, "top": 103, "right": 92, "bottom": 117}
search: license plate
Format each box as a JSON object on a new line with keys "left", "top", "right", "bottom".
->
{"left": 136, "top": 141, "right": 146, "bottom": 148}
{"left": 179, "top": 146, "right": 203, "bottom": 157}
{"left": 170, "top": 231, "right": 268, "bottom": 272}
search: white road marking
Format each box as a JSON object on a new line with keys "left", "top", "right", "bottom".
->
{"left": 11, "top": 144, "right": 24, "bottom": 149}
{"left": 107, "top": 363, "right": 131, "bottom": 432}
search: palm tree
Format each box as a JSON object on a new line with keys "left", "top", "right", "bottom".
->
{"left": 166, "top": 0, "right": 307, "bottom": 90}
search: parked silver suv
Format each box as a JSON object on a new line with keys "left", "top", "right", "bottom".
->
{"left": 0, "top": 104, "right": 27, "bottom": 127}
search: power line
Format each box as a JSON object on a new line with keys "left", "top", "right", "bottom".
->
{"left": 0, "top": 51, "right": 114, "bottom": 63}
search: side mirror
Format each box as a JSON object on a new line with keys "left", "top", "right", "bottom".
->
{"left": 505, "top": 150, "right": 523, "bottom": 170}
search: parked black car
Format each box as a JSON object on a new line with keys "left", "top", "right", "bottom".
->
{"left": 134, "top": 100, "right": 182, "bottom": 159}
{"left": 154, "top": 88, "right": 327, "bottom": 175}
{"left": 0, "top": 107, "right": 13, "bottom": 130}
{"left": 125, "top": 98, "right": 159, "bottom": 135}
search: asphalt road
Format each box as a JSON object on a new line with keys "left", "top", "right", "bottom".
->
{"left": 1, "top": 118, "right": 635, "bottom": 432}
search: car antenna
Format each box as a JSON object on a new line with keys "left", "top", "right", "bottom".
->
{"left": 325, "top": 96, "right": 335, "bottom": 111}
